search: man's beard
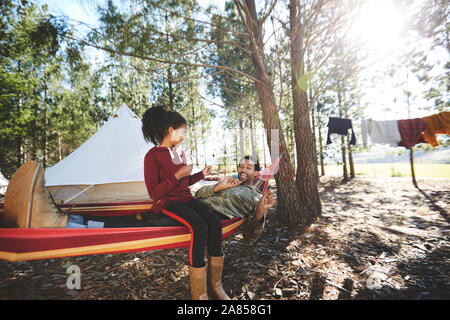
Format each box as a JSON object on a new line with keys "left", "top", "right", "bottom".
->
{"left": 238, "top": 172, "right": 251, "bottom": 184}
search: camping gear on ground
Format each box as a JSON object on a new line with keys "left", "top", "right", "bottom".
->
{"left": 361, "top": 119, "right": 402, "bottom": 148}
{"left": 422, "top": 111, "right": 450, "bottom": 147}
{"left": 326, "top": 117, "right": 356, "bottom": 146}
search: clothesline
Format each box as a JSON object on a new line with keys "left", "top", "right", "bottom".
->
{"left": 326, "top": 111, "right": 449, "bottom": 150}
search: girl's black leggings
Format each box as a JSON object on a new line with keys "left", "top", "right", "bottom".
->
{"left": 162, "top": 198, "right": 222, "bottom": 268}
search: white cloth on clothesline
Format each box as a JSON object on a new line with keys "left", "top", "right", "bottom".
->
{"left": 361, "top": 119, "right": 401, "bottom": 148}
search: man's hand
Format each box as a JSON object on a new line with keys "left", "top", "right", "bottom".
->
{"left": 255, "top": 189, "right": 275, "bottom": 221}
{"left": 174, "top": 165, "right": 193, "bottom": 180}
{"left": 202, "top": 166, "right": 211, "bottom": 177}
{"left": 213, "top": 176, "right": 242, "bottom": 193}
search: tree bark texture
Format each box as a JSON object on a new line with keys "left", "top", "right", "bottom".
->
{"left": 240, "top": 0, "right": 306, "bottom": 226}
{"left": 289, "top": 0, "right": 322, "bottom": 222}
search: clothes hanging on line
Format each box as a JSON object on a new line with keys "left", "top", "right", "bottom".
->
{"left": 361, "top": 119, "right": 402, "bottom": 148}
{"left": 397, "top": 118, "right": 426, "bottom": 149}
{"left": 326, "top": 117, "right": 356, "bottom": 145}
{"left": 422, "top": 111, "right": 450, "bottom": 147}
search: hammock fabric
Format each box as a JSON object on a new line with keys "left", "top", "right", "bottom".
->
{"left": 0, "top": 217, "right": 244, "bottom": 262}
{"left": 0, "top": 159, "right": 277, "bottom": 262}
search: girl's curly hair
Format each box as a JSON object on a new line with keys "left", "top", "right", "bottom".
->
{"left": 141, "top": 105, "right": 187, "bottom": 145}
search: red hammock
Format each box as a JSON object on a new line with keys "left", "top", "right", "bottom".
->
{"left": 0, "top": 160, "right": 277, "bottom": 262}
{"left": 0, "top": 215, "right": 244, "bottom": 262}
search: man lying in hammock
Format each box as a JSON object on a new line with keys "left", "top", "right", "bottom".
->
{"left": 194, "top": 155, "right": 276, "bottom": 244}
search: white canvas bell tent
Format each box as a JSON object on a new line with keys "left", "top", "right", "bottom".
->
{"left": 0, "top": 171, "right": 8, "bottom": 195}
{"left": 45, "top": 104, "right": 202, "bottom": 204}
{"left": 45, "top": 104, "right": 155, "bottom": 204}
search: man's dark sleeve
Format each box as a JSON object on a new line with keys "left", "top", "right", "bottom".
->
{"left": 242, "top": 193, "right": 267, "bottom": 244}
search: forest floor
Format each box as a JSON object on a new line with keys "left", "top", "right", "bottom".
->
{"left": 0, "top": 175, "right": 449, "bottom": 300}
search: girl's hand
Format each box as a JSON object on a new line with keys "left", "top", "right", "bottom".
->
{"left": 175, "top": 165, "right": 193, "bottom": 180}
{"left": 202, "top": 166, "right": 211, "bottom": 176}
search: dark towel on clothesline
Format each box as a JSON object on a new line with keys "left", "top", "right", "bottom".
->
{"left": 326, "top": 117, "right": 356, "bottom": 145}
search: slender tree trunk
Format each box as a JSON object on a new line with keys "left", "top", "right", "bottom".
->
{"left": 235, "top": 131, "right": 239, "bottom": 168}
{"left": 405, "top": 72, "right": 417, "bottom": 188}
{"left": 347, "top": 135, "right": 355, "bottom": 178}
{"left": 43, "top": 108, "right": 48, "bottom": 168}
{"left": 239, "top": 117, "right": 244, "bottom": 157}
{"left": 58, "top": 133, "right": 62, "bottom": 161}
{"left": 410, "top": 148, "right": 418, "bottom": 188}
{"left": 165, "top": 13, "right": 174, "bottom": 111}
{"left": 341, "top": 136, "right": 348, "bottom": 180}
{"left": 338, "top": 89, "right": 348, "bottom": 181}
{"left": 43, "top": 77, "right": 48, "bottom": 169}
{"left": 262, "top": 130, "right": 266, "bottom": 168}
{"left": 250, "top": 115, "right": 256, "bottom": 158}
{"left": 290, "top": 124, "right": 295, "bottom": 173}
{"left": 289, "top": 0, "right": 322, "bottom": 222}
{"left": 342, "top": 87, "right": 354, "bottom": 178}
{"left": 344, "top": 117, "right": 354, "bottom": 179}
{"left": 238, "top": 0, "right": 305, "bottom": 226}
{"left": 192, "top": 106, "right": 199, "bottom": 166}
{"left": 167, "top": 67, "right": 174, "bottom": 110}
{"left": 310, "top": 103, "right": 319, "bottom": 183}
{"left": 318, "top": 112, "right": 325, "bottom": 176}
{"left": 17, "top": 61, "right": 23, "bottom": 167}
{"left": 202, "top": 121, "right": 207, "bottom": 167}
{"left": 223, "top": 142, "right": 227, "bottom": 177}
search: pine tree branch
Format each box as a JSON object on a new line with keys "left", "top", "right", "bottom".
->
{"left": 63, "top": 34, "right": 264, "bottom": 85}
{"left": 260, "top": 0, "right": 278, "bottom": 26}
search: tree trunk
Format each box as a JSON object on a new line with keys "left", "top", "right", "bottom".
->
{"left": 318, "top": 112, "right": 325, "bottom": 176}
{"left": 344, "top": 110, "right": 355, "bottom": 179}
{"left": 202, "top": 121, "right": 207, "bottom": 167}
{"left": 410, "top": 148, "right": 418, "bottom": 188}
{"left": 235, "top": 130, "right": 239, "bottom": 168}
{"left": 192, "top": 106, "right": 199, "bottom": 166}
{"left": 337, "top": 83, "right": 348, "bottom": 181}
{"left": 43, "top": 77, "right": 48, "bottom": 169}
{"left": 167, "top": 67, "right": 174, "bottom": 111}
{"left": 223, "top": 142, "right": 227, "bottom": 177}
{"left": 58, "top": 133, "right": 62, "bottom": 161}
{"left": 310, "top": 92, "right": 319, "bottom": 183}
{"left": 165, "top": 12, "right": 174, "bottom": 111}
{"left": 347, "top": 135, "right": 355, "bottom": 178}
{"left": 240, "top": 0, "right": 305, "bottom": 226}
{"left": 262, "top": 130, "right": 266, "bottom": 168}
{"left": 17, "top": 61, "right": 23, "bottom": 168}
{"left": 289, "top": 0, "right": 322, "bottom": 222}
{"left": 239, "top": 117, "right": 244, "bottom": 157}
{"left": 290, "top": 124, "right": 295, "bottom": 173}
{"left": 341, "top": 136, "right": 348, "bottom": 181}
{"left": 250, "top": 115, "right": 256, "bottom": 158}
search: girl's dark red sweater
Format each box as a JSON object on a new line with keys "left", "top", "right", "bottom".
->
{"left": 144, "top": 146, "right": 204, "bottom": 213}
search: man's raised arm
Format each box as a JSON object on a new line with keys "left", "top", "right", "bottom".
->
{"left": 242, "top": 190, "right": 275, "bottom": 244}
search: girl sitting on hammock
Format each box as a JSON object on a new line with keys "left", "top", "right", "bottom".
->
{"left": 141, "top": 105, "right": 230, "bottom": 300}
